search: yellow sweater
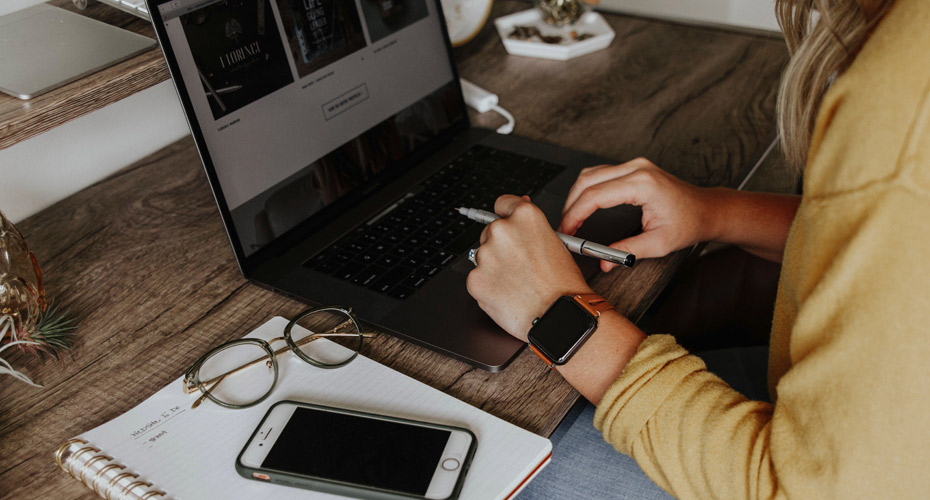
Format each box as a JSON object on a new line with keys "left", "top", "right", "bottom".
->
{"left": 594, "top": 0, "right": 930, "bottom": 498}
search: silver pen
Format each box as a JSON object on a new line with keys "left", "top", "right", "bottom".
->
{"left": 456, "top": 207, "right": 636, "bottom": 268}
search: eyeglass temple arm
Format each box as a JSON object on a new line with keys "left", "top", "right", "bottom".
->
{"left": 191, "top": 374, "right": 227, "bottom": 409}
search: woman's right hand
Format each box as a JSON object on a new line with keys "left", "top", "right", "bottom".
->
{"left": 560, "top": 158, "right": 716, "bottom": 271}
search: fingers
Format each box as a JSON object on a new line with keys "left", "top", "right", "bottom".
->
{"left": 493, "top": 194, "right": 528, "bottom": 218}
{"left": 562, "top": 158, "right": 653, "bottom": 217}
{"left": 560, "top": 175, "right": 647, "bottom": 235}
{"left": 561, "top": 164, "right": 618, "bottom": 214}
{"left": 559, "top": 160, "right": 657, "bottom": 235}
{"left": 479, "top": 195, "right": 538, "bottom": 246}
{"left": 600, "top": 232, "right": 671, "bottom": 270}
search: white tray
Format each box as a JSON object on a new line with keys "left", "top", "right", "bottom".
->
{"left": 494, "top": 9, "right": 615, "bottom": 61}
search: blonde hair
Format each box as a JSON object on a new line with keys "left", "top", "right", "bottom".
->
{"left": 775, "top": 0, "right": 895, "bottom": 172}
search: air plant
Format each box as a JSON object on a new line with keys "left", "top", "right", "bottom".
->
{"left": 0, "top": 313, "right": 43, "bottom": 387}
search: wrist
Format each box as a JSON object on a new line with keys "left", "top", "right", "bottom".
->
{"left": 697, "top": 187, "right": 738, "bottom": 243}
{"left": 559, "top": 310, "right": 645, "bottom": 404}
{"left": 698, "top": 189, "right": 801, "bottom": 257}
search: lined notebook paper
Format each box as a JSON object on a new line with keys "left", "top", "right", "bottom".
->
{"left": 55, "top": 317, "right": 551, "bottom": 499}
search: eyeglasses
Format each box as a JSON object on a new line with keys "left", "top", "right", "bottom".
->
{"left": 182, "top": 306, "right": 375, "bottom": 410}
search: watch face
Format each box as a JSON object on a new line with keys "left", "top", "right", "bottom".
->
{"left": 528, "top": 296, "right": 598, "bottom": 365}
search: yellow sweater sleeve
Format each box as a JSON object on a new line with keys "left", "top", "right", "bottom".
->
{"left": 594, "top": 0, "right": 930, "bottom": 498}
{"left": 594, "top": 335, "right": 777, "bottom": 499}
{"left": 596, "top": 179, "right": 930, "bottom": 499}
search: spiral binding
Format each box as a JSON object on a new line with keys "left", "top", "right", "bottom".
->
{"left": 55, "top": 439, "right": 168, "bottom": 500}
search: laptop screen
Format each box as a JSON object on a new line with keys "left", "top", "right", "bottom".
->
{"left": 152, "top": 0, "right": 464, "bottom": 259}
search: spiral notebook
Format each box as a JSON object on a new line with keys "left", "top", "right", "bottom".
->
{"left": 55, "top": 317, "right": 552, "bottom": 500}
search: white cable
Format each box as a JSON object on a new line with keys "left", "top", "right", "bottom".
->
{"left": 460, "top": 78, "right": 516, "bottom": 135}
{"left": 491, "top": 105, "right": 514, "bottom": 134}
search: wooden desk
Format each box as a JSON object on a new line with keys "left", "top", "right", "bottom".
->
{"left": 0, "top": 2, "right": 787, "bottom": 498}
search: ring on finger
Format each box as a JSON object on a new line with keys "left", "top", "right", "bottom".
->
{"left": 468, "top": 248, "right": 478, "bottom": 266}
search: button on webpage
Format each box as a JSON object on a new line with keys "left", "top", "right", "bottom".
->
{"left": 323, "top": 84, "right": 370, "bottom": 120}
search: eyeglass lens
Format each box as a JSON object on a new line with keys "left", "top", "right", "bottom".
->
{"left": 197, "top": 342, "right": 276, "bottom": 408}
{"left": 288, "top": 308, "right": 363, "bottom": 367}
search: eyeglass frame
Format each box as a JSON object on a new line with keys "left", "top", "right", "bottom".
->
{"left": 182, "top": 305, "right": 374, "bottom": 410}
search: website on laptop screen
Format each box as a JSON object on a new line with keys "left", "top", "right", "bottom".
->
{"left": 156, "top": 0, "right": 461, "bottom": 256}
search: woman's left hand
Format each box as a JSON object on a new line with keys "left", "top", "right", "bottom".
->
{"left": 465, "top": 195, "right": 593, "bottom": 342}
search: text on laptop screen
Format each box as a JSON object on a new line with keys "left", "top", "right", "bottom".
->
{"left": 156, "top": 0, "right": 461, "bottom": 256}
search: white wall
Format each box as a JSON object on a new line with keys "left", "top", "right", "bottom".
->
{"left": 599, "top": 0, "right": 780, "bottom": 33}
{"left": 0, "top": 82, "right": 189, "bottom": 222}
{"left": 2, "top": 0, "right": 45, "bottom": 14}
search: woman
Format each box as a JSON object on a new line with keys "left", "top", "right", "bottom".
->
{"left": 466, "top": 0, "right": 930, "bottom": 498}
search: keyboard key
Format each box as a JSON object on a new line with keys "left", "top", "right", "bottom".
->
{"left": 416, "top": 226, "right": 437, "bottom": 239}
{"left": 358, "top": 233, "right": 379, "bottom": 244}
{"left": 334, "top": 261, "right": 365, "bottom": 281}
{"left": 392, "top": 245, "right": 415, "bottom": 258}
{"left": 430, "top": 234, "right": 453, "bottom": 248}
{"left": 353, "top": 266, "right": 388, "bottom": 287}
{"left": 402, "top": 255, "right": 425, "bottom": 269}
{"left": 416, "top": 245, "right": 441, "bottom": 259}
{"left": 353, "top": 252, "right": 377, "bottom": 265}
{"left": 395, "top": 224, "right": 417, "bottom": 235}
{"left": 332, "top": 251, "right": 353, "bottom": 263}
{"left": 401, "top": 274, "right": 428, "bottom": 289}
{"left": 347, "top": 241, "right": 368, "bottom": 254}
{"left": 314, "top": 260, "right": 341, "bottom": 274}
{"left": 387, "top": 285, "right": 415, "bottom": 299}
{"left": 370, "top": 243, "right": 392, "bottom": 254}
{"left": 419, "top": 264, "right": 441, "bottom": 277}
{"left": 430, "top": 251, "right": 456, "bottom": 266}
{"left": 404, "top": 235, "right": 427, "bottom": 247}
{"left": 376, "top": 254, "right": 402, "bottom": 267}
{"left": 370, "top": 267, "right": 413, "bottom": 293}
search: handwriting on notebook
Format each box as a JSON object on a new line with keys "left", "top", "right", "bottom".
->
{"left": 130, "top": 405, "right": 186, "bottom": 444}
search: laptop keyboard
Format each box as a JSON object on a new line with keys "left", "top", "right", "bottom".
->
{"left": 303, "top": 145, "right": 564, "bottom": 299}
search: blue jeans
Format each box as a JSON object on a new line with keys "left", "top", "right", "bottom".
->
{"left": 516, "top": 345, "right": 769, "bottom": 500}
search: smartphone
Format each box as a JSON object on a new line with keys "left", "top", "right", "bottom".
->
{"left": 236, "top": 401, "right": 477, "bottom": 500}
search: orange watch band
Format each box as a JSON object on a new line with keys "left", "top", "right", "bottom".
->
{"left": 573, "top": 293, "right": 614, "bottom": 317}
{"left": 528, "top": 343, "right": 556, "bottom": 369}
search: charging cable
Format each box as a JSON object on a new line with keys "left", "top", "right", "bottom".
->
{"left": 460, "top": 78, "right": 515, "bottom": 134}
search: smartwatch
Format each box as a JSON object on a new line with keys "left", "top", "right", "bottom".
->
{"left": 527, "top": 294, "right": 614, "bottom": 368}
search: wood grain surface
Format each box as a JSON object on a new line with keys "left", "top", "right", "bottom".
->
{"left": 0, "top": 0, "right": 168, "bottom": 150}
{"left": 0, "top": 2, "right": 787, "bottom": 498}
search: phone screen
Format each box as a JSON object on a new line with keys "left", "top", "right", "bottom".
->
{"left": 261, "top": 406, "right": 452, "bottom": 495}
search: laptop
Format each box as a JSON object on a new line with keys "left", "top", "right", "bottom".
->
{"left": 146, "top": 0, "right": 640, "bottom": 371}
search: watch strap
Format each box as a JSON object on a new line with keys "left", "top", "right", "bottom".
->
{"left": 573, "top": 293, "right": 614, "bottom": 317}
{"left": 528, "top": 343, "right": 556, "bottom": 369}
